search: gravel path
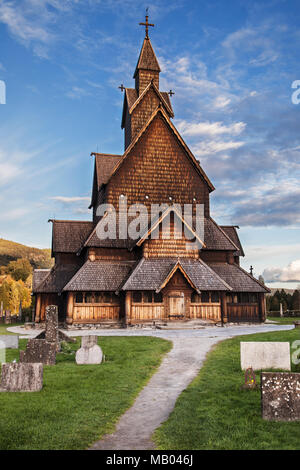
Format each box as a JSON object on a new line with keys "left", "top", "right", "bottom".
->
{"left": 8, "top": 323, "right": 293, "bottom": 450}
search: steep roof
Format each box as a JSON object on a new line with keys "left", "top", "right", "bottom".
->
{"left": 203, "top": 218, "right": 240, "bottom": 251}
{"left": 33, "top": 264, "right": 79, "bottom": 294}
{"left": 113, "top": 105, "right": 215, "bottom": 193}
{"left": 208, "top": 263, "right": 270, "bottom": 293}
{"left": 50, "top": 220, "right": 94, "bottom": 255}
{"left": 63, "top": 260, "right": 135, "bottom": 292}
{"left": 220, "top": 226, "right": 245, "bottom": 256}
{"left": 122, "top": 258, "right": 230, "bottom": 292}
{"left": 121, "top": 85, "right": 174, "bottom": 129}
{"left": 133, "top": 37, "right": 161, "bottom": 77}
{"left": 90, "top": 153, "right": 122, "bottom": 207}
{"left": 32, "top": 269, "right": 51, "bottom": 293}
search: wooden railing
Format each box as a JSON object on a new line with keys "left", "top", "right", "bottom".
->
{"left": 131, "top": 304, "right": 164, "bottom": 321}
{"left": 189, "top": 303, "right": 221, "bottom": 321}
{"left": 73, "top": 304, "right": 120, "bottom": 322}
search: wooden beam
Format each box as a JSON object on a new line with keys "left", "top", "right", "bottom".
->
{"left": 221, "top": 292, "right": 227, "bottom": 325}
{"left": 125, "top": 291, "right": 131, "bottom": 325}
{"left": 259, "top": 293, "right": 266, "bottom": 322}
{"left": 66, "top": 292, "right": 74, "bottom": 325}
{"left": 35, "top": 294, "right": 41, "bottom": 323}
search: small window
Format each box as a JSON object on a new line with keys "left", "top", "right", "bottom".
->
{"left": 143, "top": 291, "right": 153, "bottom": 303}
{"left": 103, "top": 292, "right": 112, "bottom": 303}
{"left": 154, "top": 292, "right": 163, "bottom": 303}
{"left": 249, "top": 293, "right": 258, "bottom": 303}
{"left": 75, "top": 293, "right": 83, "bottom": 304}
{"left": 201, "top": 291, "right": 210, "bottom": 303}
{"left": 111, "top": 293, "right": 119, "bottom": 303}
{"left": 133, "top": 292, "right": 142, "bottom": 303}
{"left": 241, "top": 293, "right": 249, "bottom": 303}
{"left": 94, "top": 293, "right": 102, "bottom": 303}
{"left": 211, "top": 292, "right": 220, "bottom": 303}
{"left": 84, "top": 293, "right": 93, "bottom": 303}
{"left": 191, "top": 292, "right": 201, "bottom": 303}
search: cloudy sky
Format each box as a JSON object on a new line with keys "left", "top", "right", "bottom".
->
{"left": 0, "top": 0, "right": 299, "bottom": 288}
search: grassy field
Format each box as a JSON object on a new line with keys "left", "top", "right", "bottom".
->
{"left": 267, "top": 316, "right": 300, "bottom": 325}
{"left": 154, "top": 328, "right": 300, "bottom": 450}
{"left": 0, "top": 323, "right": 23, "bottom": 335}
{"left": 0, "top": 336, "right": 171, "bottom": 450}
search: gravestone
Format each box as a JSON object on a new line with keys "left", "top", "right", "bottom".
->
{"left": 20, "top": 339, "right": 56, "bottom": 365}
{"left": 261, "top": 372, "right": 300, "bottom": 421}
{"left": 0, "top": 335, "right": 19, "bottom": 349}
{"left": 0, "top": 363, "right": 43, "bottom": 392}
{"left": 35, "top": 305, "right": 75, "bottom": 349}
{"left": 45, "top": 305, "right": 59, "bottom": 345}
{"left": 240, "top": 342, "right": 291, "bottom": 371}
{"left": 76, "top": 335, "right": 103, "bottom": 365}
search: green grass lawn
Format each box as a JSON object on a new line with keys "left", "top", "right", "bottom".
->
{"left": 154, "top": 328, "right": 300, "bottom": 450}
{"left": 267, "top": 316, "right": 300, "bottom": 325}
{"left": 0, "top": 323, "right": 23, "bottom": 335}
{"left": 0, "top": 336, "right": 171, "bottom": 450}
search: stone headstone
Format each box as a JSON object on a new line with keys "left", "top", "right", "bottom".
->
{"left": 81, "top": 335, "right": 98, "bottom": 348}
{"left": 45, "top": 305, "right": 59, "bottom": 344}
{"left": 0, "top": 362, "right": 43, "bottom": 392}
{"left": 20, "top": 339, "right": 56, "bottom": 365}
{"left": 240, "top": 342, "right": 291, "bottom": 371}
{"left": 261, "top": 372, "right": 300, "bottom": 421}
{"left": 76, "top": 336, "right": 103, "bottom": 365}
{"left": 0, "top": 335, "right": 19, "bottom": 349}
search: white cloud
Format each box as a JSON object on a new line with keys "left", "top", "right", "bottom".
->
{"left": 0, "top": 162, "right": 21, "bottom": 185}
{"left": 49, "top": 196, "right": 90, "bottom": 203}
{"left": 192, "top": 140, "right": 245, "bottom": 157}
{"left": 263, "top": 260, "right": 300, "bottom": 282}
{"left": 177, "top": 120, "right": 246, "bottom": 137}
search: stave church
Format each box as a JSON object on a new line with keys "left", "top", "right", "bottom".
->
{"left": 32, "top": 16, "right": 269, "bottom": 327}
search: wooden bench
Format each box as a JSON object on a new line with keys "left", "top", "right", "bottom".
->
{"left": 168, "top": 314, "right": 185, "bottom": 320}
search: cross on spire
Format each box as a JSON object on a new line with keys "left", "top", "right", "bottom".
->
{"left": 168, "top": 90, "right": 175, "bottom": 97}
{"left": 250, "top": 266, "right": 254, "bottom": 276}
{"left": 118, "top": 84, "right": 125, "bottom": 92}
{"left": 139, "top": 9, "right": 154, "bottom": 39}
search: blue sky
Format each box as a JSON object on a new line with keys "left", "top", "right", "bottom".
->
{"left": 0, "top": 0, "right": 299, "bottom": 288}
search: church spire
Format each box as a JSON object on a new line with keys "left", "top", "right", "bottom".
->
{"left": 134, "top": 12, "right": 161, "bottom": 95}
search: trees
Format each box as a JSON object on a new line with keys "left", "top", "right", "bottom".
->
{"left": 0, "top": 275, "right": 31, "bottom": 314}
{"left": 6, "top": 258, "right": 32, "bottom": 282}
{"left": 292, "top": 290, "right": 300, "bottom": 311}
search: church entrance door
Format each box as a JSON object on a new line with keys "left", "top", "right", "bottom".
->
{"left": 168, "top": 292, "right": 185, "bottom": 320}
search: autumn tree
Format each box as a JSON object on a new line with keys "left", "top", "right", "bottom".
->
{"left": 6, "top": 258, "right": 32, "bottom": 282}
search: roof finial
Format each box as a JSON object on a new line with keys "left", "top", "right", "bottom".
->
{"left": 139, "top": 8, "right": 154, "bottom": 39}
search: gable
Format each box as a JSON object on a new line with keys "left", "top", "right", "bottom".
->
{"left": 106, "top": 112, "right": 213, "bottom": 217}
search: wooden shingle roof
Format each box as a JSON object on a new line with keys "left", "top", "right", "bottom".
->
{"left": 33, "top": 264, "right": 79, "bottom": 294}
{"left": 63, "top": 260, "right": 135, "bottom": 292}
{"left": 32, "top": 269, "right": 51, "bottom": 293}
{"left": 50, "top": 220, "right": 94, "bottom": 255}
{"left": 122, "top": 258, "right": 230, "bottom": 292}
{"left": 203, "top": 218, "right": 240, "bottom": 251}
{"left": 220, "top": 226, "right": 245, "bottom": 256}
{"left": 114, "top": 106, "right": 215, "bottom": 193}
{"left": 133, "top": 37, "right": 161, "bottom": 77}
{"left": 208, "top": 263, "right": 270, "bottom": 293}
{"left": 121, "top": 85, "right": 174, "bottom": 129}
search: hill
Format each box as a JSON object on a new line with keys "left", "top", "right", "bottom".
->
{"left": 0, "top": 238, "right": 53, "bottom": 269}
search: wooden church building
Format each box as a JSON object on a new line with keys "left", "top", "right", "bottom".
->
{"left": 33, "top": 17, "right": 269, "bottom": 326}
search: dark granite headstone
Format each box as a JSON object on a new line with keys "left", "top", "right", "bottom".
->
{"left": 0, "top": 363, "right": 43, "bottom": 392}
{"left": 20, "top": 339, "right": 56, "bottom": 365}
{"left": 261, "top": 372, "right": 300, "bottom": 421}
